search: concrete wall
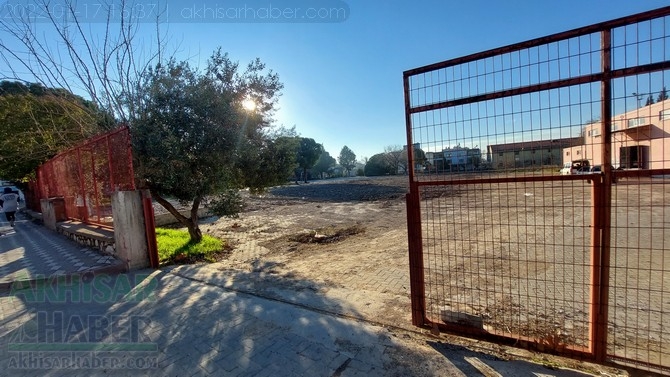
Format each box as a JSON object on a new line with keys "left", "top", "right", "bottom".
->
{"left": 154, "top": 207, "right": 211, "bottom": 227}
{"left": 56, "top": 221, "right": 116, "bottom": 257}
{"left": 40, "top": 197, "right": 66, "bottom": 231}
{"left": 111, "top": 191, "right": 150, "bottom": 270}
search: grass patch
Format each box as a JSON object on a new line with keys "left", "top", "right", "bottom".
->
{"left": 156, "top": 228, "right": 227, "bottom": 265}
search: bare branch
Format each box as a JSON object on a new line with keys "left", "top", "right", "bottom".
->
{"left": 0, "top": 0, "right": 170, "bottom": 122}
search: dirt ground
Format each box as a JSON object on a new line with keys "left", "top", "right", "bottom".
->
{"left": 184, "top": 175, "right": 665, "bottom": 375}
{"left": 203, "top": 176, "right": 413, "bottom": 328}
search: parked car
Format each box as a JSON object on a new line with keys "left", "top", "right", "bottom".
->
{"left": 560, "top": 159, "right": 591, "bottom": 175}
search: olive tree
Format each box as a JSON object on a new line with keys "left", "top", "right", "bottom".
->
{"left": 130, "top": 50, "right": 283, "bottom": 242}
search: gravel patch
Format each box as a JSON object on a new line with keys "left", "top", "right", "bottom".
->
{"left": 269, "top": 177, "right": 408, "bottom": 202}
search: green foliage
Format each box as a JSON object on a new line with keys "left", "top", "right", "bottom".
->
{"left": 312, "top": 151, "right": 337, "bottom": 178}
{"left": 0, "top": 81, "right": 113, "bottom": 181}
{"left": 130, "top": 49, "right": 284, "bottom": 242}
{"left": 156, "top": 228, "right": 224, "bottom": 264}
{"left": 365, "top": 153, "right": 395, "bottom": 176}
{"left": 207, "top": 189, "right": 245, "bottom": 217}
{"left": 658, "top": 86, "right": 669, "bottom": 102}
{"left": 645, "top": 95, "right": 655, "bottom": 106}
{"left": 239, "top": 129, "right": 299, "bottom": 191}
{"left": 296, "top": 137, "right": 323, "bottom": 182}
{"left": 338, "top": 145, "right": 357, "bottom": 174}
{"left": 413, "top": 146, "right": 427, "bottom": 166}
{"left": 132, "top": 51, "right": 283, "bottom": 200}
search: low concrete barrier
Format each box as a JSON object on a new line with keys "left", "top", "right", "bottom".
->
{"left": 56, "top": 221, "right": 116, "bottom": 257}
{"left": 153, "top": 207, "right": 211, "bottom": 227}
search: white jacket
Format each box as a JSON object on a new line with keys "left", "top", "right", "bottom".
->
{"left": 0, "top": 193, "right": 19, "bottom": 212}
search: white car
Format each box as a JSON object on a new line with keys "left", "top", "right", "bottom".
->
{"left": 560, "top": 159, "right": 591, "bottom": 175}
{"left": 559, "top": 162, "right": 573, "bottom": 175}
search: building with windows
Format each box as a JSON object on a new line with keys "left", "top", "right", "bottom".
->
{"left": 487, "top": 138, "right": 581, "bottom": 169}
{"left": 425, "top": 146, "right": 482, "bottom": 172}
{"left": 563, "top": 99, "right": 670, "bottom": 169}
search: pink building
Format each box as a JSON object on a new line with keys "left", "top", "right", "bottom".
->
{"left": 563, "top": 99, "right": 670, "bottom": 169}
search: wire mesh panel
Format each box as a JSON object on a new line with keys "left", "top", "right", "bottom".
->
{"left": 404, "top": 7, "right": 670, "bottom": 372}
{"left": 34, "top": 126, "right": 135, "bottom": 227}
{"left": 606, "top": 17, "right": 670, "bottom": 371}
{"left": 419, "top": 181, "right": 593, "bottom": 351}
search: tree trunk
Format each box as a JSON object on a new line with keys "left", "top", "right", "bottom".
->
{"left": 151, "top": 190, "right": 203, "bottom": 243}
{"left": 187, "top": 224, "right": 202, "bottom": 243}
{"left": 189, "top": 196, "right": 203, "bottom": 243}
{"left": 303, "top": 167, "right": 308, "bottom": 183}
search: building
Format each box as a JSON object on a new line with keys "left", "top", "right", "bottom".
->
{"left": 426, "top": 146, "right": 482, "bottom": 172}
{"left": 563, "top": 99, "right": 670, "bottom": 169}
{"left": 488, "top": 138, "right": 581, "bottom": 169}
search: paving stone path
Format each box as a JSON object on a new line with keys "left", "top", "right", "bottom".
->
{"left": 0, "top": 214, "right": 120, "bottom": 289}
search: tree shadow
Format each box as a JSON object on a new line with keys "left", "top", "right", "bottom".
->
{"left": 426, "top": 341, "right": 598, "bottom": 377}
{"left": 1, "top": 265, "right": 602, "bottom": 376}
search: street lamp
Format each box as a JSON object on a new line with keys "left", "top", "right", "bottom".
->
{"left": 632, "top": 92, "right": 644, "bottom": 108}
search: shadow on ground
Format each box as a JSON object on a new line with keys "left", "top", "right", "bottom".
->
{"left": 427, "top": 342, "right": 597, "bottom": 377}
{"left": 0, "top": 264, "right": 600, "bottom": 376}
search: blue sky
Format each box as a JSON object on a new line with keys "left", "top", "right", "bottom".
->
{"left": 3, "top": 0, "right": 670, "bottom": 161}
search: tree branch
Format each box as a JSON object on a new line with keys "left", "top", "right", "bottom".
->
{"left": 151, "top": 190, "right": 189, "bottom": 225}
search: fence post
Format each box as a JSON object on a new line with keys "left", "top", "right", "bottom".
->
{"left": 590, "top": 28, "right": 613, "bottom": 363}
{"left": 406, "top": 191, "right": 426, "bottom": 327}
{"left": 404, "top": 74, "right": 427, "bottom": 327}
{"left": 111, "top": 191, "right": 150, "bottom": 270}
{"left": 141, "top": 190, "right": 159, "bottom": 268}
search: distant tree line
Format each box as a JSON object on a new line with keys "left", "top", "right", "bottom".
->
{"left": 364, "top": 145, "right": 426, "bottom": 176}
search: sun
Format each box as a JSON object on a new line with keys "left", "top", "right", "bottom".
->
{"left": 242, "top": 98, "right": 256, "bottom": 111}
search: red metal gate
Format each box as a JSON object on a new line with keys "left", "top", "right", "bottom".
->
{"left": 404, "top": 7, "right": 670, "bottom": 373}
{"left": 34, "top": 126, "right": 135, "bottom": 227}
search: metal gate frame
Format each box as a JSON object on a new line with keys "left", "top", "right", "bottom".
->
{"left": 404, "top": 6, "right": 670, "bottom": 370}
{"left": 34, "top": 126, "right": 135, "bottom": 227}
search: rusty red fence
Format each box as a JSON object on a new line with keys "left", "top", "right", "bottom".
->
{"left": 404, "top": 6, "right": 670, "bottom": 374}
{"left": 30, "top": 126, "right": 135, "bottom": 227}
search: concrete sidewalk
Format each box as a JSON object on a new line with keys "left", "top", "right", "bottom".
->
{"left": 0, "top": 213, "right": 124, "bottom": 292}
{"left": 0, "top": 267, "right": 601, "bottom": 376}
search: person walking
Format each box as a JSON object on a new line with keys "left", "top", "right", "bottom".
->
{"left": 0, "top": 187, "right": 20, "bottom": 227}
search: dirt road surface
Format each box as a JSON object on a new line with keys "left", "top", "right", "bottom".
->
{"left": 161, "top": 176, "right": 646, "bottom": 375}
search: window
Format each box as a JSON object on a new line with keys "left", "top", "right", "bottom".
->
{"left": 660, "top": 109, "right": 670, "bottom": 121}
{"left": 588, "top": 129, "right": 601, "bottom": 137}
{"left": 498, "top": 152, "right": 503, "bottom": 157}
{"left": 566, "top": 151, "right": 570, "bottom": 156}
{"left": 576, "top": 150, "right": 581, "bottom": 155}
{"left": 514, "top": 151, "right": 520, "bottom": 155}
{"left": 627, "top": 117, "right": 647, "bottom": 129}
